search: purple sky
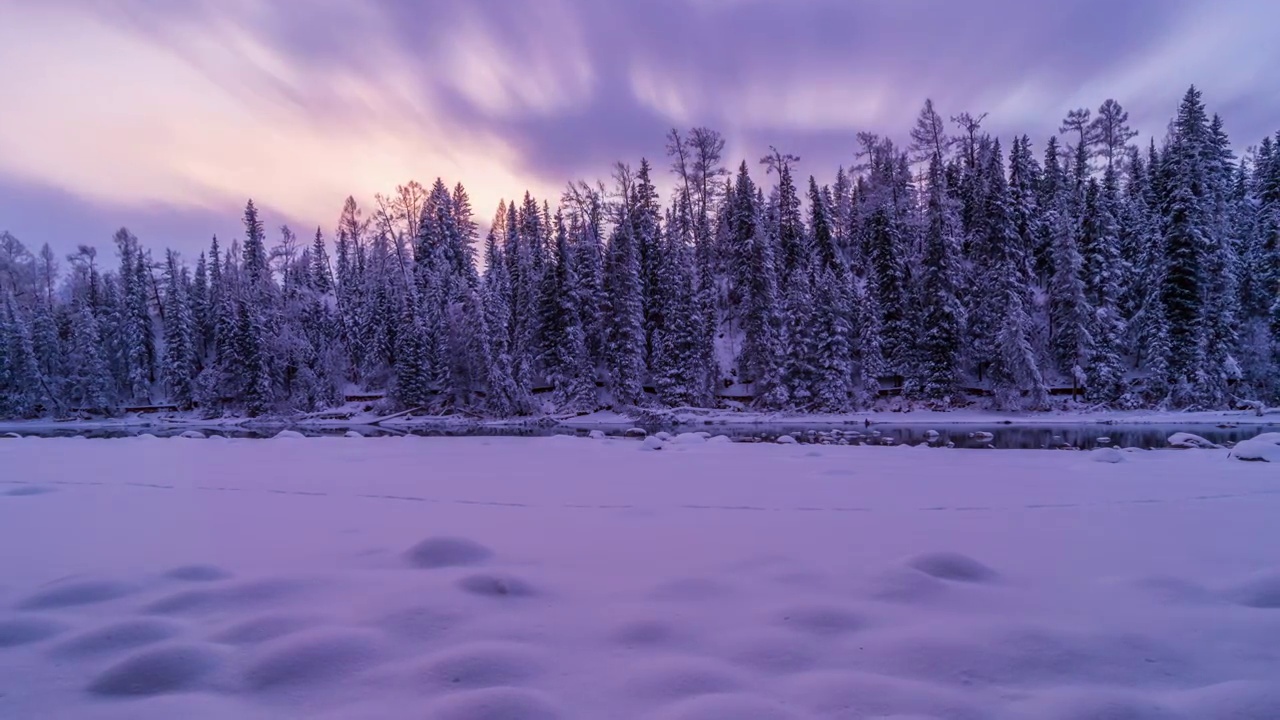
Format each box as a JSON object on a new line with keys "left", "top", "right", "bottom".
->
{"left": 2, "top": 0, "right": 1277, "bottom": 260}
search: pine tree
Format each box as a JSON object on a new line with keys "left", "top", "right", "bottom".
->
{"left": 1080, "top": 178, "right": 1126, "bottom": 403}
{"left": 235, "top": 299, "right": 273, "bottom": 416}
{"left": 161, "top": 251, "right": 198, "bottom": 408}
{"left": 981, "top": 141, "right": 1048, "bottom": 408}
{"left": 1160, "top": 86, "right": 1214, "bottom": 405}
{"left": 916, "top": 152, "right": 966, "bottom": 402}
{"left": 66, "top": 300, "right": 112, "bottom": 414}
{"left": 480, "top": 230, "right": 521, "bottom": 415}
{"left": 603, "top": 167, "right": 647, "bottom": 408}
{"left": 541, "top": 212, "right": 595, "bottom": 409}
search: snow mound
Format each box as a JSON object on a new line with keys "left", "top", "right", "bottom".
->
{"left": 651, "top": 692, "right": 801, "bottom": 720}
{"left": 1225, "top": 571, "right": 1280, "bottom": 608}
{"left": 1, "top": 432, "right": 21, "bottom": 439}
{"left": 87, "top": 644, "right": 224, "bottom": 696}
{"left": 776, "top": 435, "right": 798, "bottom": 445}
{"left": 178, "top": 430, "right": 206, "bottom": 439}
{"left": 623, "top": 655, "right": 745, "bottom": 700}
{"left": 609, "top": 618, "right": 688, "bottom": 648}
{"left": 0, "top": 616, "right": 66, "bottom": 648}
{"left": 136, "top": 433, "right": 158, "bottom": 440}
{"left": 457, "top": 573, "right": 538, "bottom": 599}
{"left": 164, "top": 564, "right": 232, "bottom": 582}
{"left": 708, "top": 435, "right": 732, "bottom": 444}
{"left": 860, "top": 624, "right": 1192, "bottom": 688}
{"left": 144, "top": 577, "right": 312, "bottom": 615}
{"left": 424, "top": 687, "right": 563, "bottom": 720}
{"left": 781, "top": 670, "right": 981, "bottom": 719}
{"left": 373, "top": 604, "right": 467, "bottom": 643}
{"left": 404, "top": 536, "right": 493, "bottom": 569}
{"left": 906, "top": 552, "right": 999, "bottom": 583}
{"left": 655, "top": 431, "right": 674, "bottom": 441}
{"left": 1089, "top": 447, "right": 1126, "bottom": 463}
{"left": 588, "top": 430, "right": 606, "bottom": 440}
{"left": 52, "top": 618, "right": 180, "bottom": 659}
{"left": 640, "top": 436, "right": 665, "bottom": 451}
{"left": 16, "top": 578, "right": 134, "bottom": 610}
{"left": 213, "top": 613, "right": 320, "bottom": 645}
{"left": 344, "top": 430, "right": 363, "bottom": 438}
{"left": 419, "top": 641, "right": 544, "bottom": 689}
{"left": 722, "top": 629, "right": 821, "bottom": 674}
{"left": 1229, "top": 433, "right": 1280, "bottom": 462}
{"left": 649, "top": 577, "right": 734, "bottom": 602}
{"left": 672, "top": 432, "right": 707, "bottom": 445}
{"left": 872, "top": 568, "right": 949, "bottom": 603}
{"left": 273, "top": 430, "right": 306, "bottom": 440}
{"left": 243, "top": 629, "right": 384, "bottom": 691}
{"left": 1174, "top": 680, "right": 1280, "bottom": 719}
{"left": 774, "top": 604, "right": 866, "bottom": 635}
{"left": 4, "top": 485, "right": 54, "bottom": 496}
{"left": 1167, "top": 432, "right": 1222, "bottom": 449}
{"left": 1002, "top": 686, "right": 1183, "bottom": 720}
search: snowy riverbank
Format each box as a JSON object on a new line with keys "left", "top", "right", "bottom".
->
{"left": 0, "top": 405, "right": 1277, "bottom": 436}
{"left": 2, "top": 435, "right": 1278, "bottom": 718}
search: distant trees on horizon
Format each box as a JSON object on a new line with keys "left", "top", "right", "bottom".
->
{"left": 2, "top": 85, "right": 1278, "bottom": 419}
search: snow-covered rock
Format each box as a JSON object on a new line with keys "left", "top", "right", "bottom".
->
{"left": 1168, "top": 432, "right": 1222, "bottom": 450}
{"left": 1, "top": 432, "right": 22, "bottom": 439}
{"left": 344, "top": 431, "right": 363, "bottom": 438}
{"left": 1089, "top": 447, "right": 1125, "bottom": 464}
{"left": 671, "top": 433, "right": 706, "bottom": 445}
{"left": 136, "top": 433, "right": 158, "bottom": 440}
{"left": 1229, "top": 433, "right": 1280, "bottom": 463}
{"left": 274, "top": 430, "right": 306, "bottom": 440}
{"left": 624, "top": 428, "right": 647, "bottom": 439}
{"left": 924, "top": 430, "right": 940, "bottom": 441}
{"left": 178, "top": 430, "right": 206, "bottom": 439}
{"left": 707, "top": 435, "right": 732, "bottom": 444}
{"left": 639, "top": 436, "right": 665, "bottom": 452}
{"left": 775, "top": 434, "right": 798, "bottom": 445}
{"left": 1096, "top": 436, "right": 1112, "bottom": 445}
{"left": 588, "top": 430, "right": 606, "bottom": 440}
{"left": 970, "top": 431, "right": 994, "bottom": 442}
{"left": 654, "top": 431, "right": 673, "bottom": 442}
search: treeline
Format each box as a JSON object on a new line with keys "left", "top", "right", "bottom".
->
{"left": 1, "top": 86, "right": 1278, "bottom": 418}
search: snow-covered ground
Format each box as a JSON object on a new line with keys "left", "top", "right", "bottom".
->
{"left": 1, "top": 436, "right": 1278, "bottom": 719}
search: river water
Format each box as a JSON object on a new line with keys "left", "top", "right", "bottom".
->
{"left": 5, "top": 422, "right": 1276, "bottom": 449}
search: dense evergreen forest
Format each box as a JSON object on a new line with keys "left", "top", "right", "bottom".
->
{"left": 1, "top": 87, "right": 1278, "bottom": 419}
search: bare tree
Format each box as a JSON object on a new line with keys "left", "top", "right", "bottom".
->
{"left": 1090, "top": 99, "right": 1138, "bottom": 170}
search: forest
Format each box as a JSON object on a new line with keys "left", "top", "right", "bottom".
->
{"left": 0, "top": 86, "right": 1277, "bottom": 419}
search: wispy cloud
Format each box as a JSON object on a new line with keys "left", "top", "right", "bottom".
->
{"left": 0, "top": 0, "right": 1276, "bottom": 256}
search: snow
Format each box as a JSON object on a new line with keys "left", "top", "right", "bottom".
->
{"left": 1229, "top": 433, "right": 1280, "bottom": 463}
{"left": 587, "top": 430, "right": 606, "bottom": 440}
{"left": 1167, "top": 432, "right": 1223, "bottom": 449}
{"left": 1, "top": 437, "right": 1278, "bottom": 719}
{"left": 1088, "top": 447, "right": 1126, "bottom": 463}
{"left": 639, "top": 436, "right": 665, "bottom": 451}
{"left": 671, "top": 433, "right": 707, "bottom": 445}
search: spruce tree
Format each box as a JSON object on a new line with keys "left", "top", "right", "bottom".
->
{"left": 161, "top": 251, "right": 197, "bottom": 408}
{"left": 1160, "top": 86, "right": 1213, "bottom": 405}
{"left": 916, "top": 152, "right": 966, "bottom": 402}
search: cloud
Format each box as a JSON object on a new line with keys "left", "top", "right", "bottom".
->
{"left": 1, "top": 0, "right": 1277, "bottom": 257}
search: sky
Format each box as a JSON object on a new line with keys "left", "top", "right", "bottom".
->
{"left": 1, "top": 0, "right": 1278, "bottom": 261}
